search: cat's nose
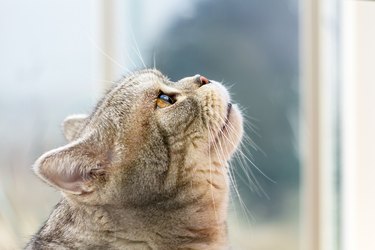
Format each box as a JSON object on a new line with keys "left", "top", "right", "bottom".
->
{"left": 195, "top": 74, "right": 211, "bottom": 86}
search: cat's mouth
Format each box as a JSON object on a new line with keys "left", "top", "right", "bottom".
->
{"left": 220, "top": 103, "right": 232, "bottom": 134}
{"left": 208, "top": 102, "right": 243, "bottom": 163}
{"left": 210, "top": 103, "right": 232, "bottom": 145}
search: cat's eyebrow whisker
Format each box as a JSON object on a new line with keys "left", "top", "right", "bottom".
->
{"left": 124, "top": 48, "right": 138, "bottom": 69}
{"left": 89, "top": 37, "right": 131, "bottom": 73}
{"left": 94, "top": 79, "right": 116, "bottom": 85}
{"left": 153, "top": 50, "right": 156, "bottom": 69}
{"left": 131, "top": 46, "right": 146, "bottom": 68}
{"left": 129, "top": 27, "right": 146, "bottom": 68}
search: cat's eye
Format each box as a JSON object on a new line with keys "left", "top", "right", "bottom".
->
{"left": 156, "top": 93, "right": 175, "bottom": 108}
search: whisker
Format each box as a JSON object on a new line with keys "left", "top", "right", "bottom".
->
{"left": 123, "top": 48, "right": 138, "bottom": 69}
{"left": 232, "top": 147, "right": 261, "bottom": 195}
{"left": 208, "top": 122, "right": 253, "bottom": 224}
{"left": 88, "top": 37, "right": 131, "bottom": 73}
{"left": 209, "top": 115, "right": 271, "bottom": 201}
{"left": 129, "top": 27, "right": 146, "bottom": 68}
{"left": 216, "top": 115, "right": 275, "bottom": 184}
{"left": 153, "top": 49, "right": 156, "bottom": 69}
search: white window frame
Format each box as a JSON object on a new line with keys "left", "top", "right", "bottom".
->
{"left": 342, "top": 2, "right": 375, "bottom": 250}
{"left": 303, "top": 1, "right": 375, "bottom": 250}
{"left": 301, "top": 0, "right": 342, "bottom": 249}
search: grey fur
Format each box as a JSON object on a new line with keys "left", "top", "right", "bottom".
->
{"left": 26, "top": 69, "right": 243, "bottom": 250}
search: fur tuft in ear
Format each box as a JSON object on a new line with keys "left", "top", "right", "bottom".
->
{"left": 63, "top": 114, "right": 88, "bottom": 141}
{"left": 33, "top": 139, "right": 107, "bottom": 195}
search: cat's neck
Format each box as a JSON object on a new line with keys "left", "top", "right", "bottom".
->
{"left": 31, "top": 193, "right": 229, "bottom": 249}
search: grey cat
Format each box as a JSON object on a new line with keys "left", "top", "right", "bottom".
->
{"left": 26, "top": 69, "right": 244, "bottom": 249}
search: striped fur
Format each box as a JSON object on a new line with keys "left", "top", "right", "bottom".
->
{"left": 27, "top": 69, "right": 243, "bottom": 249}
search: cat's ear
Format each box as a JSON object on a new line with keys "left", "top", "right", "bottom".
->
{"left": 33, "top": 138, "right": 108, "bottom": 195}
{"left": 63, "top": 114, "right": 88, "bottom": 141}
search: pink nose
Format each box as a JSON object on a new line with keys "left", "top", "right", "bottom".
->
{"left": 199, "top": 75, "right": 210, "bottom": 85}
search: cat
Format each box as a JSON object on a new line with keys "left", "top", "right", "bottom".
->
{"left": 26, "top": 69, "right": 243, "bottom": 250}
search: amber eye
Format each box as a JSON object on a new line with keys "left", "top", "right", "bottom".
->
{"left": 156, "top": 93, "right": 175, "bottom": 108}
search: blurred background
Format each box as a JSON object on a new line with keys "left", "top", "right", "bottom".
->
{"left": 0, "top": 0, "right": 374, "bottom": 250}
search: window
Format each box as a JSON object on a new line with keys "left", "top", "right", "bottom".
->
{"left": 1, "top": 0, "right": 374, "bottom": 249}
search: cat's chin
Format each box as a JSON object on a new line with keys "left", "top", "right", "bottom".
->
{"left": 210, "top": 104, "right": 243, "bottom": 163}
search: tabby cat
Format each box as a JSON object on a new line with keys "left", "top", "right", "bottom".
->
{"left": 26, "top": 69, "right": 243, "bottom": 250}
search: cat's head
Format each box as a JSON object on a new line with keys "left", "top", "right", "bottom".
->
{"left": 33, "top": 69, "right": 243, "bottom": 207}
